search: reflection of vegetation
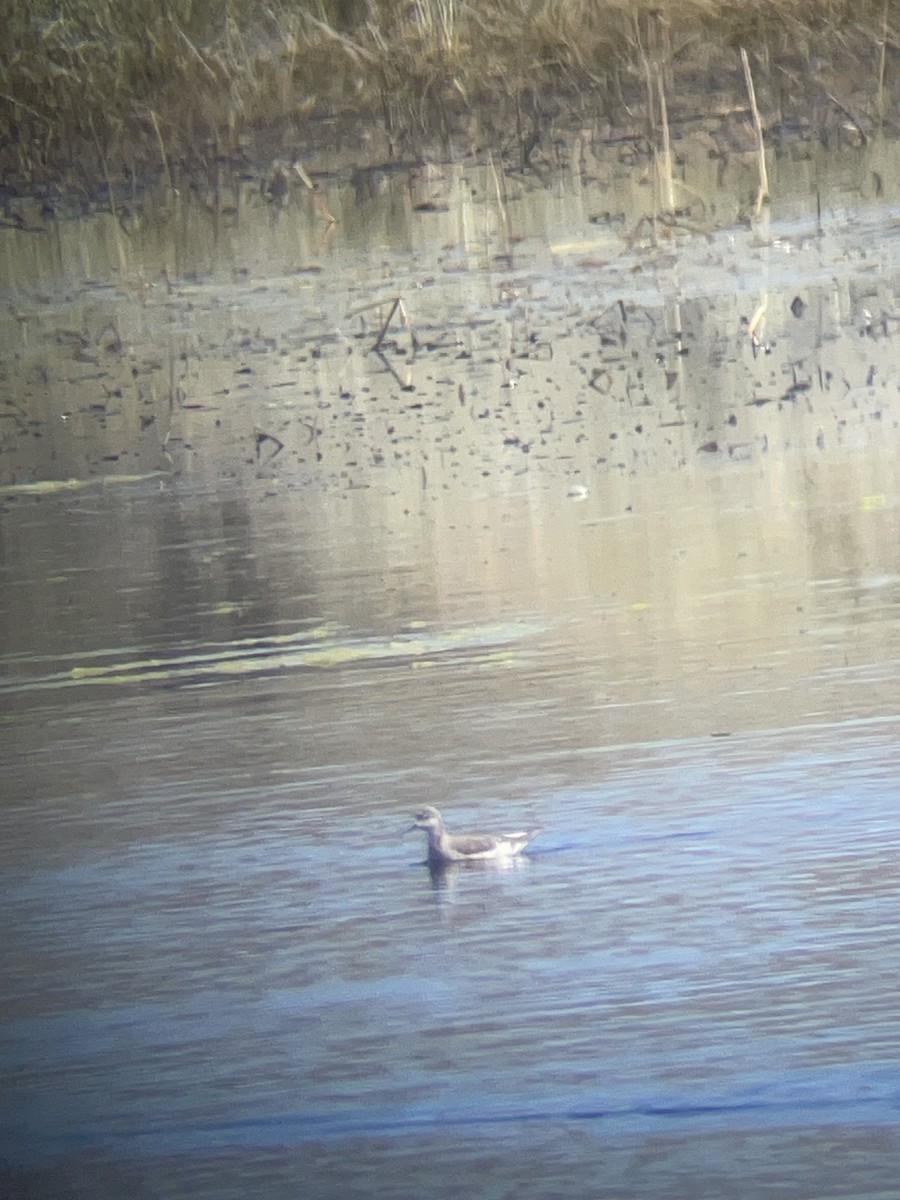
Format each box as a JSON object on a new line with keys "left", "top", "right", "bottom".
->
{"left": 0, "top": 621, "right": 541, "bottom": 694}
{"left": 0, "top": 0, "right": 888, "bottom": 183}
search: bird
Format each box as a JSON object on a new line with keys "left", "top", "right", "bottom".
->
{"left": 408, "top": 805, "right": 542, "bottom": 865}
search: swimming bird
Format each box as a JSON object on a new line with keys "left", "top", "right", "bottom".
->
{"left": 408, "top": 805, "right": 542, "bottom": 865}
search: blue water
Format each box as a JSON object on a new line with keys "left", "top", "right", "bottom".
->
{"left": 6, "top": 145, "right": 900, "bottom": 1196}
{"left": 4, "top": 588, "right": 900, "bottom": 1199}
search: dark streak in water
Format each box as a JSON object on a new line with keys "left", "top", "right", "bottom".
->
{"left": 21, "top": 1082, "right": 900, "bottom": 1162}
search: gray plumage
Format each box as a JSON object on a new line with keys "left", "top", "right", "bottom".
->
{"left": 408, "top": 805, "right": 542, "bottom": 865}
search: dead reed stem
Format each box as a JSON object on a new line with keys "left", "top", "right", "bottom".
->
{"left": 740, "top": 47, "right": 769, "bottom": 216}
{"left": 293, "top": 161, "right": 336, "bottom": 224}
{"left": 656, "top": 67, "right": 676, "bottom": 215}
{"left": 347, "top": 295, "right": 418, "bottom": 353}
{"left": 748, "top": 295, "right": 768, "bottom": 348}
{"left": 877, "top": 0, "right": 888, "bottom": 122}
{"left": 488, "top": 153, "right": 511, "bottom": 255}
{"left": 149, "top": 109, "right": 174, "bottom": 195}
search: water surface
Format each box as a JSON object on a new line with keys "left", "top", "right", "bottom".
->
{"left": 3, "top": 128, "right": 900, "bottom": 1198}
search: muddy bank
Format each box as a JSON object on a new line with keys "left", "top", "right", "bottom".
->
{"left": 1, "top": 0, "right": 897, "bottom": 202}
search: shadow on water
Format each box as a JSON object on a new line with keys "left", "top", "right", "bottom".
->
{"left": 5, "top": 126, "right": 900, "bottom": 1198}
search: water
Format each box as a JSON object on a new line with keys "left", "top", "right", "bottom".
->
{"left": 4, "top": 129, "right": 900, "bottom": 1198}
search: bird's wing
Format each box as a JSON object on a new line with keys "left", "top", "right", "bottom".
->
{"left": 450, "top": 833, "right": 499, "bottom": 855}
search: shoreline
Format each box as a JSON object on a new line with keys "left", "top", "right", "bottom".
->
{"left": 1, "top": 2, "right": 896, "bottom": 201}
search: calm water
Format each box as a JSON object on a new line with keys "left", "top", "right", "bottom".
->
{"left": 4, "top": 129, "right": 900, "bottom": 1198}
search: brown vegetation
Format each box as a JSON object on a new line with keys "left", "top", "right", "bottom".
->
{"left": 0, "top": 0, "right": 895, "bottom": 188}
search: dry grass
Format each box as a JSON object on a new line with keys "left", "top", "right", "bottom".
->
{"left": 0, "top": 0, "right": 895, "bottom": 187}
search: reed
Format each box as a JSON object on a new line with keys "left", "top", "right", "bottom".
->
{"left": 740, "top": 46, "right": 769, "bottom": 216}
{"left": 0, "top": 0, "right": 894, "bottom": 189}
{"left": 347, "top": 295, "right": 418, "bottom": 353}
